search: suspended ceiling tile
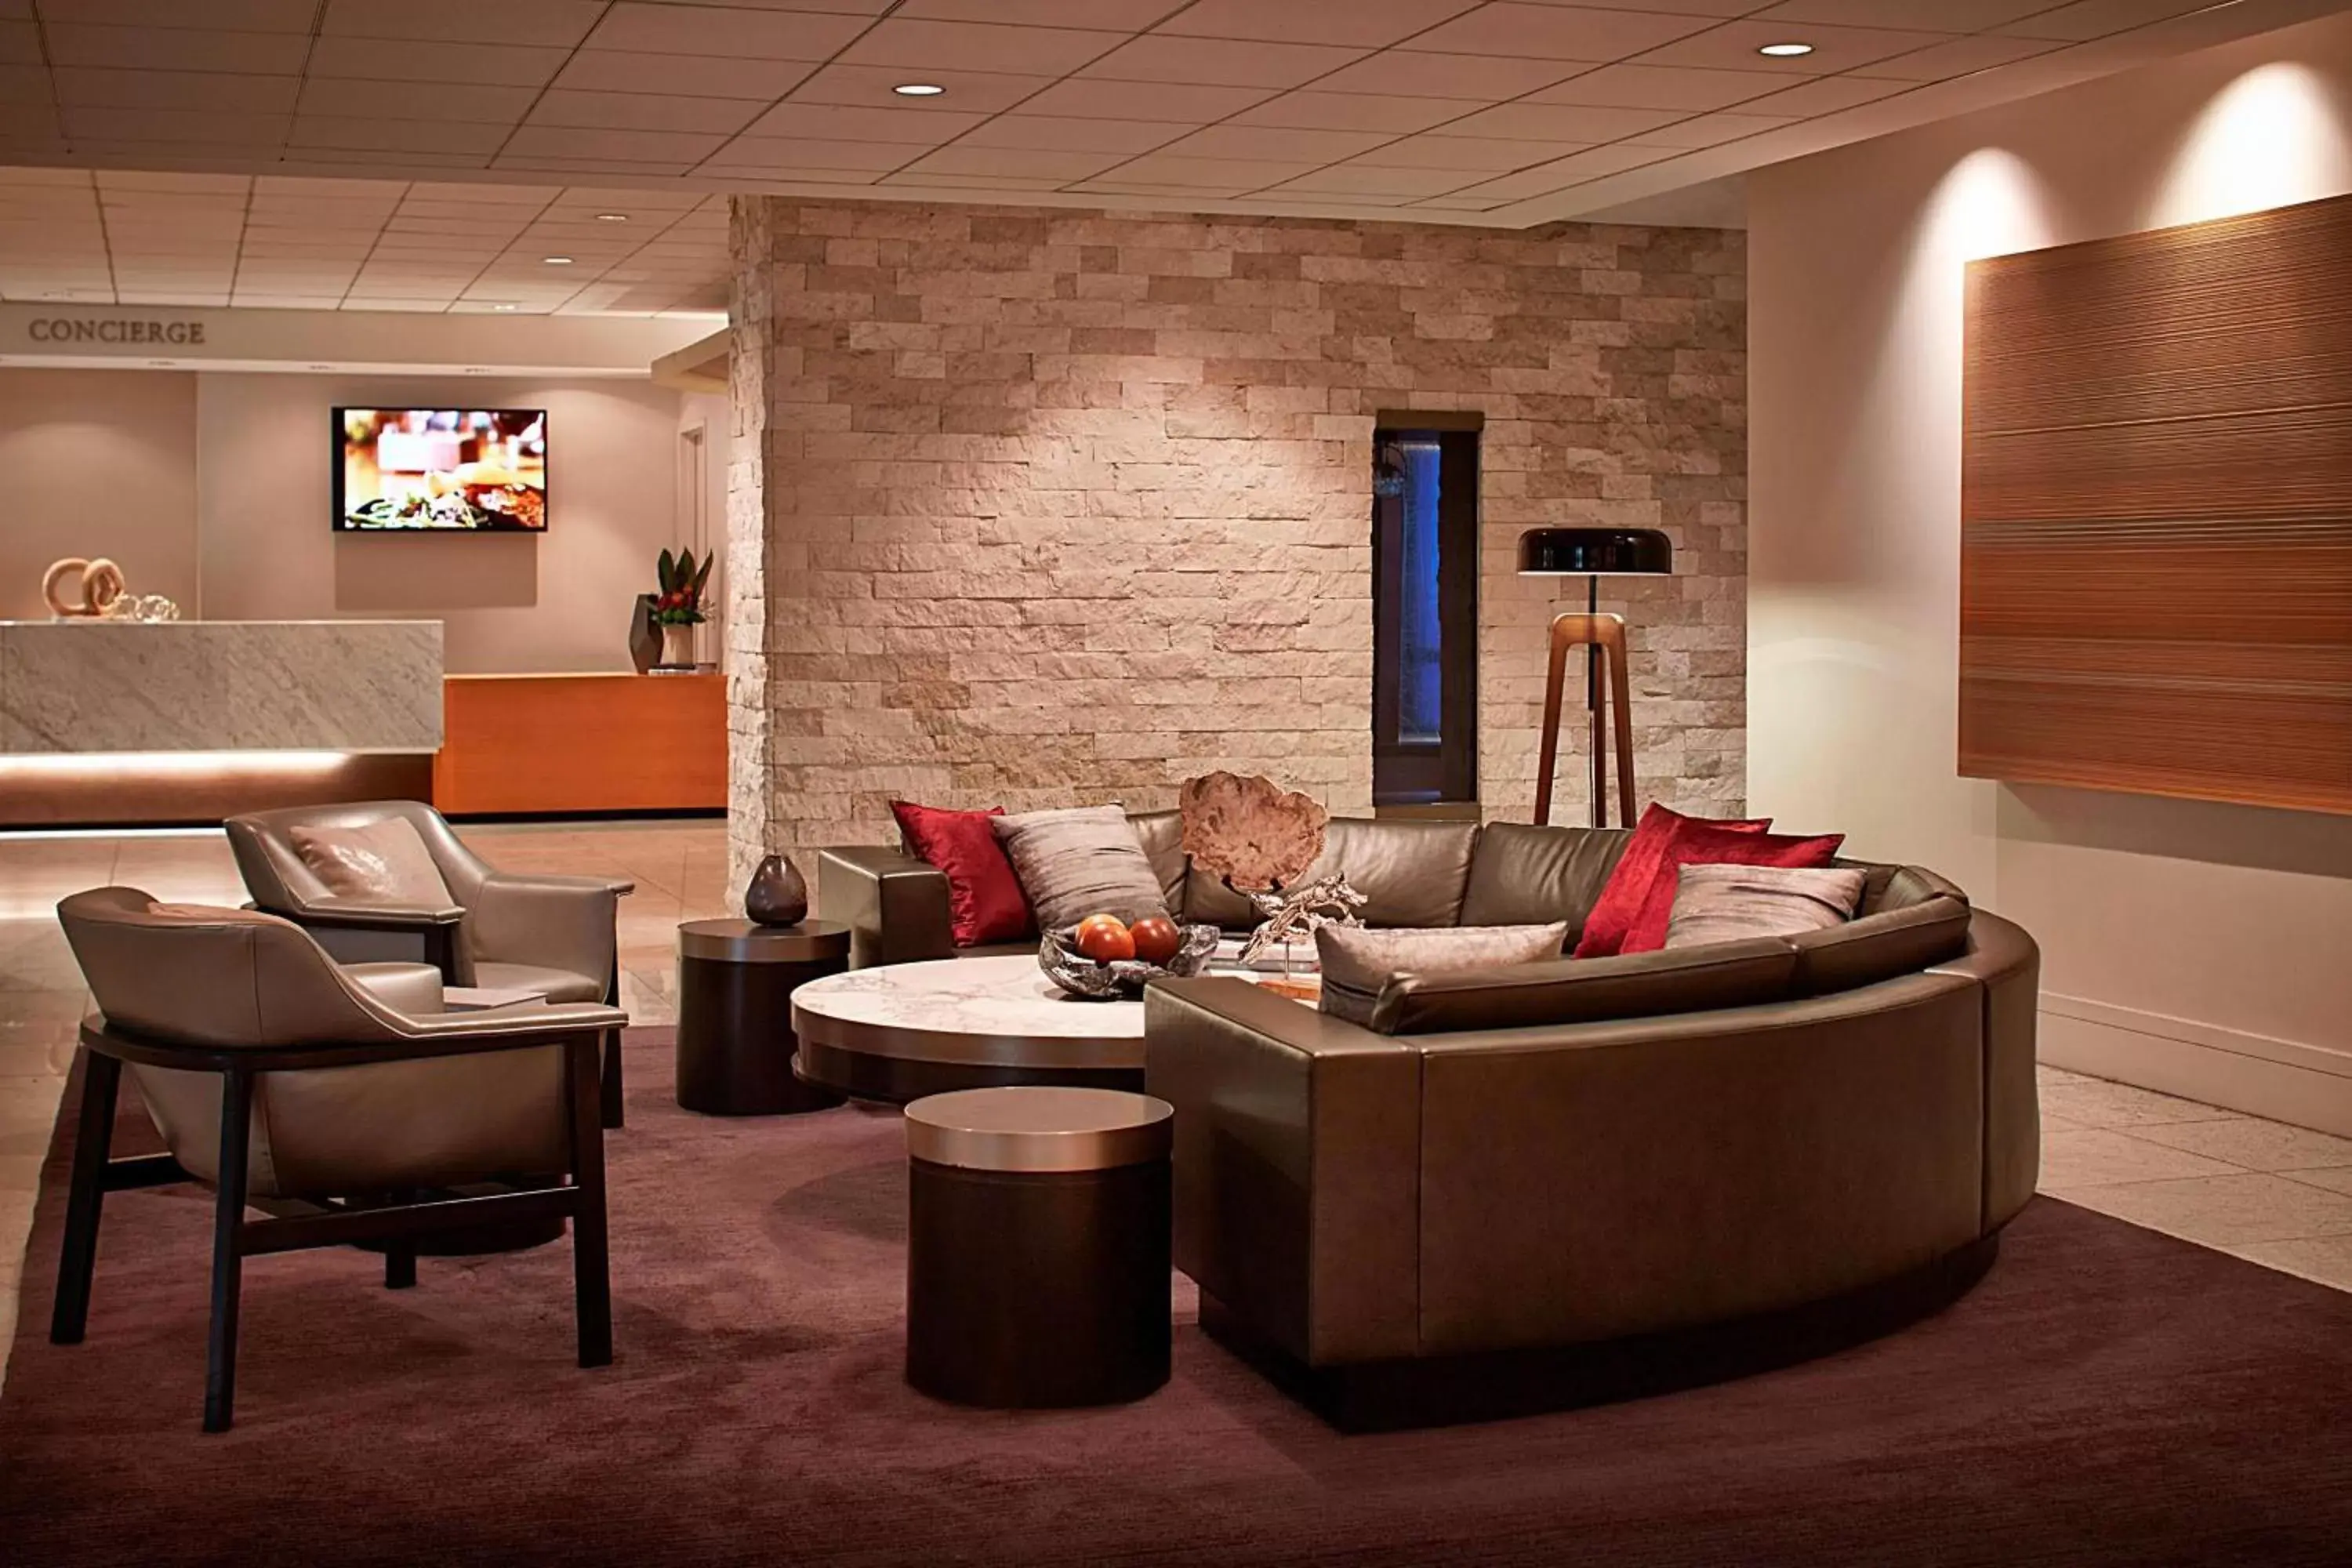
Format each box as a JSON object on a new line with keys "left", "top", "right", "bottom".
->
{"left": 583, "top": 2, "right": 870, "bottom": 61}
{"left": 1305, "top": 50, "right": 1581, "bottom": 100}
{"left": 321, "top": 0, "right": 607, "bottom": 49}
{"left": 552, "top": 51, "right": 816, "bottom": 99}
{"left": 1530, "top": 63, "right": 1792, "bottom": 111}
{"left": 1155, "top": 0, "right": 1484, "bottom": 50}
{"left": 1078, "top": 35, "right": 1368, "bottom": 90}
{"left": 307, "top": 37, "right": 572, "bottom": 88}
{"left": 1009, "top": 77, "right": 1270, "bottom": 122}
{"left": 1226, "top": 91, "right": 1490, "bottom": 136}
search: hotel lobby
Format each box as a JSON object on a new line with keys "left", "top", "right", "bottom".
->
{"left": 2, "top": 2, "right": 2350, "bottom": 1563}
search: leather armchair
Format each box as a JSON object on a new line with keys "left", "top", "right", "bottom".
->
{"left": 53, "top": 888, "right": 627, "bottom": 1432}
{"left": 225, "top": 800, "right": 633, "bottom": 1126}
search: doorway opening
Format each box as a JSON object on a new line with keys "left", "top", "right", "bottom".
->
{"left": 1371, "top": 413, "right": 1479, "bottom": 811}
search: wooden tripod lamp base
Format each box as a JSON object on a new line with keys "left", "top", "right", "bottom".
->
{"left": 1517, "top": 526, "right": 1671, "bottom": 831}
{"left": 1533, "top": 612, "right": 1635, "bottom": 830}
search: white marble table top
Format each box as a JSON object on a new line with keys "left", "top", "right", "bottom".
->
{"left": 792, "top": 955, "right": 1142, "bottom": 1069}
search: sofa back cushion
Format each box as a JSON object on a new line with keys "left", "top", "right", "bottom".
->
{"left": 1316, "top": 922, "right": 1571, "bottom": 1029}
{"left": 993, "top": 805, "right": 1171, "bottom": 929}
{"left": 1457, "top": 822, "right": 1628, "bottom": 949}
{"left": 1181, "top": 816, "right": 1481, "bottom": 931}
{"left": 1366, "top": 938, "right": 1799, "bottom": 1036}
{"left": 1126, "top": 810, "right": 1190, "bottom": 913}
{"left": 1870, "top": 863, "right": 1968, "bottom": 916}
{"left": 1663, "top": 863, "right": 1867, "bottom": 950}
{"left": 1787, "top": 895, "right": 1972, "bottom": 997}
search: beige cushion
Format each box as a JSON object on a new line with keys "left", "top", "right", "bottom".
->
{"left": 992, "top": 804, "right": 1171, "bottom": 929}
{"left": 289, "top": 817, "right": 452, "bottom": 906}
{"left": 1664, "top": 863, "right": 1867, "bottom": 950}
{"left": 1318, "top": 923, "right": 1570, "bottom": 1029}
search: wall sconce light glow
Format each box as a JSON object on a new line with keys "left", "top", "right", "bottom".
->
{"left": 2158, "top": 63, "right": 2345, "bottom": 228}
{"left": 1758, "top": 42, "right": 1814, "bottom": 57}
{"left": 892, "top": 82, "right": 946, "bottom": 96}
{"left": 0, "top": 750, "right": 354, "bottom": 779}
{"left": 1924, "top": 146, "right": 2051, "bottom": 266}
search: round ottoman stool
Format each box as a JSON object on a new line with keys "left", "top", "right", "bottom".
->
{"left": 904, "top": 1086, "right": 1174, "bottom": 1409}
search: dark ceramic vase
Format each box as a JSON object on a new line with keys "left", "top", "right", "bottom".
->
{"left": 627, "top": 593, "right": 661, "bottom": 675}
{"left": 744, "top": 854, "right": 808, "bottom": 927}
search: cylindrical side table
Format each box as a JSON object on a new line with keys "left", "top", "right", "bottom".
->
{"left": 904, "top": 1086, "right": 1174, "bottom": 1409}
{"left": 675, "top": 918, "right": 851, "bottom": 1116}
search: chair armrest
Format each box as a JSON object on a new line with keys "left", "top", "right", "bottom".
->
{"left": 818, "top": 845, "right": 956, "bottom": 968}
{"left": 468, "top": 873, "right": 622, "bottom": 989}
{"left": 390, "top": 999, "right": 630, "bottom": 1043}
{"left": 481, "top": 870, "right": 635, "bottom": 898}
{"left": 266, "top": 898, "right": 466, "bottom": 931}
{"left": 1143, "top": 977, "right": 1420, "bottom": 1367}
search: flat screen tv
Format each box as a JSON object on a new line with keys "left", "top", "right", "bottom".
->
{"left": 336, "top": 407, "right": 547, "bottom": 532}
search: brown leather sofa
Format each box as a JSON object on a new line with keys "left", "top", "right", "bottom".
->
{"left": 1139, "top": 820, "right": 2038, "bottom": 1425}
{"left": 826, "top": 813, "right": 2037, "bottom": 1424}
{"left": 53, "top": 888, "right": 626, "bottom": 1432}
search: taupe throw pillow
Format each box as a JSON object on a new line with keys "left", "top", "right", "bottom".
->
{"left": 991, "top": 804, "right": 1171, "bottom": 930}
{"left": 1664, "top": 862, "right": 1866, "bottom": 949}
{"left": 289, "top": 818, "right": 453, "bottom": 906}
{"left": 1317, "top": 923, "right": 1570, "bottom": 1028}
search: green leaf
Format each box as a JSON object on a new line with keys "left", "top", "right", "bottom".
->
{"left": 658, "top": 547, "right": 677, "bottom": 590}
{"left": 691, "top": 553, "right": 715, "bottom": 594}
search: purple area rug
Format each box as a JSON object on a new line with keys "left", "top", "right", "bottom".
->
{"left": 5, "top": 1028, "right": 2352, "bottom": 1566}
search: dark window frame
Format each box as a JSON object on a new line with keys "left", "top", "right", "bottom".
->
{"left": 1372, "top": 417, "right": 1480, "bottom": 807}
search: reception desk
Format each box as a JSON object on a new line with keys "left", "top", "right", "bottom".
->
{"left": 0, "top": 619, "right": 441, "bottom": 826}
{"left": 435, "top": 671, "right": 724, "bottom": 816}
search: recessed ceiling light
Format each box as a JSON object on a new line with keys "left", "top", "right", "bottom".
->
{"left": 543, "top": 255, "right": 574, "bottom": 265}
{"left": 307, "top": 363, "right": 333, "bottom": 371}
{"left": 492, "top": 303, "right": 519, "bottom": 311}
{"left": 892, "top": 82, "right": 946, "bottom": 96}
{"left": 1758, "top": 42, "right": 1814, "bottom": 56}
{"left": 595, "top": 212, "right": 630, "bottom": 223}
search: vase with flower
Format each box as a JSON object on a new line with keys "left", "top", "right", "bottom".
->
{"left": 651, "top": 547, "right": 712, "bottom": 670}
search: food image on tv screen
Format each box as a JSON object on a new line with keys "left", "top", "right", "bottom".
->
{"left": 338, "top": 408, "right": 547, "bottom": 532}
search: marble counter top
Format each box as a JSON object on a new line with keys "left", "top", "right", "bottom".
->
{"left": 0, "top": 619, "right": 442, "bottom": 753}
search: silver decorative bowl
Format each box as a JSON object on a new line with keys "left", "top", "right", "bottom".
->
{"left": 1038, "top": 922, "right": 1221, "bottom": 1000}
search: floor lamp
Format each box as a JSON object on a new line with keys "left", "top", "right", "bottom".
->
{"left": 1517, "top": 527, "right": 1675, "bottom": 829}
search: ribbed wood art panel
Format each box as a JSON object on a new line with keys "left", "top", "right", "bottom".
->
{"left": 1961, "top": 193, "right": 2352, "bottom": 815}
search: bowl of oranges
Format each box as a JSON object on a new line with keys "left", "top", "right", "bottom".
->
{"left": 1038, "top": 911, "right": 1221, "bottom": 999}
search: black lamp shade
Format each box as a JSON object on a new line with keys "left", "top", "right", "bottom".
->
{"left": 1515, "top": 527, "right": 1673, "bottom": 576}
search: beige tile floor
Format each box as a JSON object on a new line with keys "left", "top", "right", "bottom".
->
{"left": 3, "top": 821, "right": 2350, "bottom": 1406}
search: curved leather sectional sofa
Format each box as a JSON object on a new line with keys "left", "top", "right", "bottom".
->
{"left": 824, "top": 812, "right": 2040, "bottom": 1425}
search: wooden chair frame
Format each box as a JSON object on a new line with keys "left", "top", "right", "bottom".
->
{"left": 49, "top": 1020, "right": 613, "bottom": 1434}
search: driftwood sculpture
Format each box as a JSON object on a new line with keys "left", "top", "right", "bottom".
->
{"left": 1178, "top": 771, "right": 1364, "bottom": 968}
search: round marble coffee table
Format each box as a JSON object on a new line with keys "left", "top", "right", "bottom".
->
{"left": 789, "top": 954, "right": 1145, "bottom": 1104}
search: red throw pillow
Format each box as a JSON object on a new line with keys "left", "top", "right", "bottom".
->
{"left": 890, "top": 801, "right": 1033, "bottom": 948}
{"left": 1573, "top": 804, "right": 1771, "bottom": 959}
{"left": 1619, "top": 825, "right": 1848, "bottom": 955}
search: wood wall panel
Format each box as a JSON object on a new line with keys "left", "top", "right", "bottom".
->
{"left": 1961, "top": 192, "right": 2352, "bottom": 815}
{"left": 434, "top": 673, "right": 725, "bottom": 818}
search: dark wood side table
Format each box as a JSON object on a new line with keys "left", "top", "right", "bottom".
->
{"left": 675, "top": 919, "right": 851, "bottom": 1116}
{"left": 904, "top": 1086, "right": 1174, "bottom": 1409}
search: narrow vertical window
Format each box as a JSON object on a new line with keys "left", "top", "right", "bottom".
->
{"left": 1373, "top": 417, "right": 1479, "bottom": 808}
